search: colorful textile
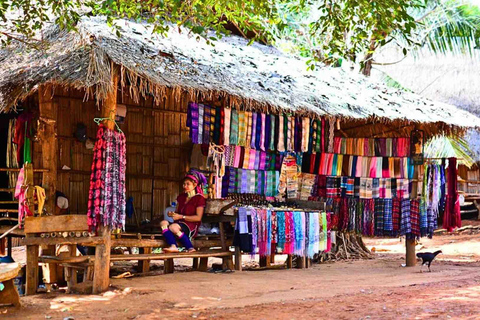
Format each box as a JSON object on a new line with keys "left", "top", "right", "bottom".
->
{"left": 87, "top": 125, "right": 127, "bottom": 232}
{"left": 230, "top": 108, "right": 239, "bottom": 145}
{"left": 223, "top": 107, "right": 231, "bottom": 145}
{"left": 400, "top": 199, "right": 412, "bottom": 235}
{"left": 237, "top": 111, "right": 247, "bottom": 146}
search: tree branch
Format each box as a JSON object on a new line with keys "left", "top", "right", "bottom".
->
{"left": 371, "top": 55, "right": 407, "bottom": 66}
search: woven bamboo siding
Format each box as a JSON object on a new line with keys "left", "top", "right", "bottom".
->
{"left": 39, "top": 86, "right": 191, "bottom": 226}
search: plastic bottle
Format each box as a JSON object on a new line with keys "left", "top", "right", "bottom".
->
{"left": 164, "top": 202, "right": 176, "bottom": 223}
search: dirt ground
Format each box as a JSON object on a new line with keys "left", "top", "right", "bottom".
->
{"left": 3, "top": 221, "right": 480, "bottom": 319}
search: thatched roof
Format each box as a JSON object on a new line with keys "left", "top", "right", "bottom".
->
{"left": 1, "top": 16, "right": 479, "bottom": 130}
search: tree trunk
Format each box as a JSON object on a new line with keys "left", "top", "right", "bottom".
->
{"left": 361, "top": 38, "right": 377, "bottom": 76}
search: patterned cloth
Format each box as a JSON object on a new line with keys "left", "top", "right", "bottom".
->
{"left": 230, "top": 108, "right": 239, "bottom": 145}
{"left": 87, "top": 125, "right": 127, "bottom": 232}
{"left": 392, "top": 198, "right": 401, "bottom": 233}
{"left": 374, "top": 198, "right": 385, "bottom": 236}
{"left": 410, "top": 199, "right": 421, "bottom": 237}
{"left": 400, "top": 199, "right": 412, "bottom": 236}
{"left": 384, "top": 199, "right": 393, "bottom": 232}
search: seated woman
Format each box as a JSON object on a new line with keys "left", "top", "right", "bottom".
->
{"left": 161, "top": 170, "right": 207, "bottom": 253}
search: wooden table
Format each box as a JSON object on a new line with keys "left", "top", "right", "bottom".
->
{"left": 0, "top": 263, "right": 21, "bottom": 308}
{"left": 464, "top": 195, "right": 480, "bottom": 220}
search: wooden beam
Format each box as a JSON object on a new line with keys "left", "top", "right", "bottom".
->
{"left": 24, "top": 215, "right": 88, "bottom": 234}
{"left": 23, "top": 236, "right": 104, "bottom": 246}
{"left": 111, "top": 238, "right": 232, "bottom": 248}
{"left": 38, "top": 84, "right": 58, "bottom": 215}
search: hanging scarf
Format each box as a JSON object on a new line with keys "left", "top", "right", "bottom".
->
{"left": 250, "top": 112, "right": 257, "bottom": 149}
{"left": 223, "top": 107, "right": 231, "bottom": 146}
{"left": 237, "top": 111, "right": 247, "bottom": 146}
{"left": 400, "top": 199, "right": 412, "bottom": 236}
{"left": 260, "top": 113, "right": 266, "bottom": 151}
{"left": 230, "top": 108, "right": 239, "bottom": 145}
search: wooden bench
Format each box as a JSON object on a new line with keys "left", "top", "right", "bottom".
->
{"left": 0, "top": 263, "right": 21, "bottom": 308}
{"left": 40, "top": 249, "right": 233, "bottom": 276}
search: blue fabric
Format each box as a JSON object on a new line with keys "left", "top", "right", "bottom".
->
{"left": 384, "top": 199, "right": 393, "bottom": 231}
{"left": 162, "top": 229, "right": 177, "bottom": 246}
{"left": 179, "top": 233, "right": 194, "bottom": 250}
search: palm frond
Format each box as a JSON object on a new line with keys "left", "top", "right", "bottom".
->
{"left": 416, "top": 1, "right": 480, "bottom": 56}
{"left": 425, "top": 135, "right": 476, "bottom": 167}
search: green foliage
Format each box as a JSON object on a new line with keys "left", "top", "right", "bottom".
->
{"left": 266, "top": 0, "right": 479, "bottom": 73}
{"left": 0, "top": 0, "right": 279, "bottom": 46}
{"left": 267, "top": 0, "right": 426, "bottom": 69}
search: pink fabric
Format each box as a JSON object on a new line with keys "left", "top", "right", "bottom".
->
{"left": 249, "top": 149, "right": 256, "bottom": 170}
{"left": 234, "top": 146, "right": 241, "bottom": 168}
{"left": 334, "top": 137, "right": 341, "bottom": 153}
{"left": 278, "top": 115, "right": 285, "bottom": 151}
{"left": 14, "top": 167, "right": 31, "bottom": 227}
{"left": 356, "top": 156, "right": 363, "bottom": 178}
{"left": 369, "top": 157, "right": 377, "bottom": 178}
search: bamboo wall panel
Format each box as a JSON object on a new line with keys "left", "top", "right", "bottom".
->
{"left": 28, "top": 86, "right": 191, "bottom": 226}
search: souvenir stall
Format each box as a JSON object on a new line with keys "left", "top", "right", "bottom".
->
{"left": 1, "top": 17, "right": 478, "bottom": 296}
{"left": 186, "top": 103, "right": 463, "bottom": 267}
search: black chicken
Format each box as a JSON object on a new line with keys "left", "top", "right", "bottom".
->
{"left": 417, "top": 250, "right": 442, "bottom": 272}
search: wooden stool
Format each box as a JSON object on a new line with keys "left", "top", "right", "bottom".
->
{"left": 0, "top": 263, "right": 21, "bottom": 308}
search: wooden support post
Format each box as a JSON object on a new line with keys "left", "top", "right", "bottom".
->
{"left": 259, "top": 255, "right": 272, "bottom": 268}
{"left": 198, "top": 257, "right": 208, "bottom": 272}
{"left": 138, "top": 247, "right": 152, "bottom": 273}
{"left": 92, "top": 63, "right": 118, "bottom": 294}
{"left": 164, "top": 259, "right": 174, "bottom": 274}
{"left": 286, "top": 255, "right": 293, "bottom": 269}
{"left": 234, "top": 246, "right": 242, "bottom": 271}
{"left": 38, "top": 84, "right": 58, "bottom": 215}
{"left": 7, "top": 236, "right": 12, "bottom": 257}
{"left": 25, "top": 243, "right": 39, "bottom": 295}
{"left": 295, "top": 255, "right": 306, "bottom": 269}
{"left": 218, "top": 221, "right": 234, "bottom": 270}
{"left": 406, "top": 238, "right": 416, "bottom": 267}
{"left": 192, "top": 257, "right": 199, "bottom": 270}
{"left": 41, "top": 245, "right": 58, "bottom": 290}
{"left": 0, "top": 237, "right": 5, "bottom": 256}
{"left": 92, "top": 227, "right": 111, "bottom": 294}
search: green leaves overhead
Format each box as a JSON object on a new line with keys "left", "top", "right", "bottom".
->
{"left": 0, "top": 0, "right": 278, "bottom": 46}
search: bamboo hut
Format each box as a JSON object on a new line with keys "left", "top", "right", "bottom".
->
{"left": 1, "top": 16, "right": 480, "bottom": 227}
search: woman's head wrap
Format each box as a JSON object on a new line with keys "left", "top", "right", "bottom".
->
{"left": 184, "top": 169, "right": 207, "bottom": 194}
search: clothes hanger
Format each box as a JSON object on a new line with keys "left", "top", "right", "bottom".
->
{"left": 93, "top": 110, "right": 123, "bottom": 133}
